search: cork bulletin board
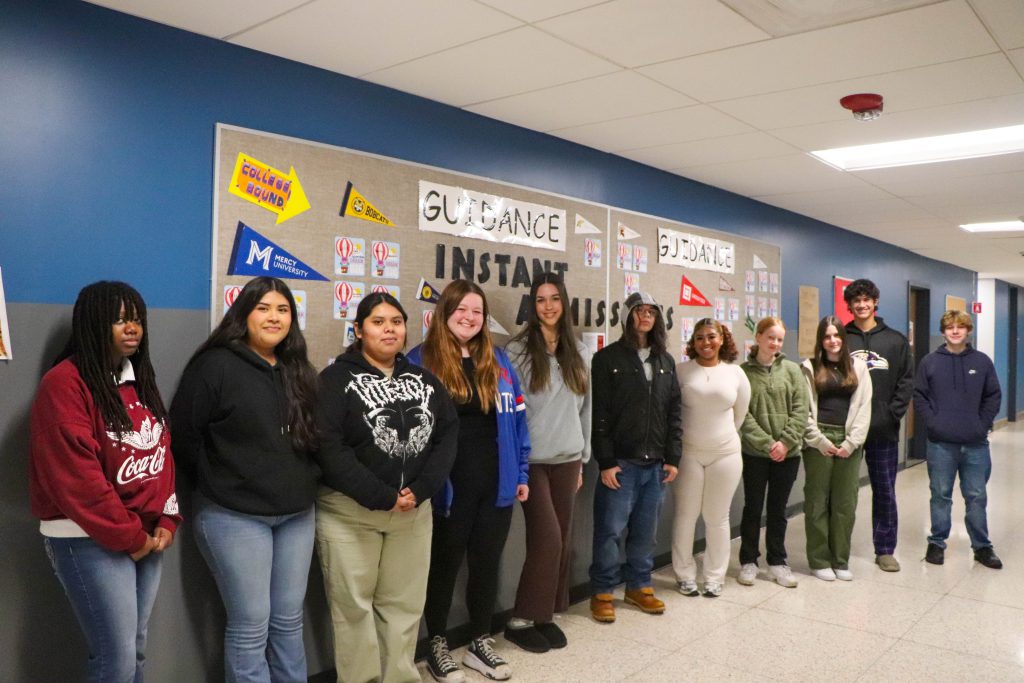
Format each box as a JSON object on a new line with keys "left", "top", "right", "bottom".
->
{"left": 212, "top": 124, "right": 780, "bottom": 368}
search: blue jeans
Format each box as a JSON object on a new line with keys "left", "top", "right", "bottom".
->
{"left": 193, "top": 494, "right": 315, "bottom": 683}
{"left": 927, "top": 440, "right": 992, "bottom": 550}
{"left": 44, "top": 536, "right": 163, "bottom": 683}
{"left": 590, "top": 461, "right": 666, "bottom": 594}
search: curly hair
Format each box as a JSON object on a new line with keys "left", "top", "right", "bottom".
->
{"left": 685, "top": 318, "right": 738, "bottom": 362}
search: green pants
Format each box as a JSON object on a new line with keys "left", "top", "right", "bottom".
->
{"left": 316, "top": 488, "right": 432, "bottom": 683}
{"left": 803, "top": 424, "right": 863, "bottom": 570}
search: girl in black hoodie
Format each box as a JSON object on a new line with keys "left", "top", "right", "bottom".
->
{"left": 171, "top": 276, "right": 320, "bottom": 683}
{"left": 315, "top": 292, "right": 458, "bottom": 683}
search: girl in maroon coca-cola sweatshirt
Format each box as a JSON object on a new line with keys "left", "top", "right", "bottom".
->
{"left": 29, "top": 281, "right": 179, "bottom": 683}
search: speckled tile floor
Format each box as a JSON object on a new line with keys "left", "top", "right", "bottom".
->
{"left": 418, "top": 422, "right": 1024, "bottom": 682}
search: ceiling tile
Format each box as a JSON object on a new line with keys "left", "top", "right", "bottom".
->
{"left": 797, "top": 198, "right": 938, "bottom": 224}
{"left": 465, "top": 71, "right": 695, "bottom": 131}
{"left": 553, "top": 105, "right": 754, "bottom": 152}
{"left": 621, "top": 132, "right": 798, "bottom": 170}
{"left": 926, "top": 200, "right": 1024, "bottom": 224}
{"left": 771, "top": 93, "right": 1024, "bottom": 151}
{"left": 638, "top": 1, "right": 997, "bottom": 102}
{"left": 850, "top": 151, "right": 1024, "bottom": 189}
{"left": 364, "top": 26, "right": 618, "bottom": 106}
{"left": 969, "top": 0, "right": 1024, "bottom": 49}
{"left": 1010, "top": 48, "right": 1024, "bottom": 73}
{"left": 229, "top": 0, "right": 520, "bottom": 77}
{"left": 84, "top": 0, "right": 305, "bottom": 38}
{"left": 474, "top": 0, "right": 606, "bottom": 23}
{"left": 715, "top": 54, "right": 1024, "bottom": 131}
{"left": 754, "top": 184, "right": 893, "bottom": 209}
{"left": 537, "top": 0, "right": 768, "bottom": 68}
{"left": 676, "top": 154, "right": 867, "bottom": 197}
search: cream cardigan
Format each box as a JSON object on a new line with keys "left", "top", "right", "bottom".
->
{"left": 800, "top": 357, "right": 872, "bottom": 455}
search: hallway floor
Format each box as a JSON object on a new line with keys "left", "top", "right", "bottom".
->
{"left": 420, "top": 421, "right": 1024, "bottom": 681}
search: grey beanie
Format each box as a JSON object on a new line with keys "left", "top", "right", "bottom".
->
{"left": 622, "top": 291, "right": 662, "bottom": 331}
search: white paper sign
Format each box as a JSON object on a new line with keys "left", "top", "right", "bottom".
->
{"left": 657, "top": 227, "right": 734, "bottom": 273}
{"left": 419, "top": 180, "right": 566, "bottom": 252}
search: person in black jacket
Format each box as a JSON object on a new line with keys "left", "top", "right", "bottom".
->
{"left": 843, "top": 279, "right": 913, "bottom": 573}
{"left": 915, "top": 310, "right": 1002, "bottom": 570}
{"left": 315, "top": 292, "right": 458, "bottom": 683}
{"left": 170, "top": 276, "right": 320, "bottom": 683}
{"left": 589, "top": 291, "right": 681, "bottom": 624}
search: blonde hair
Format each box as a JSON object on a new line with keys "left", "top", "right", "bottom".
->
{"left": 751, "top": 316, "right": 786, "bottom": 358}
{"left": 939, "top": 309, "right": 973, "bottom": 333}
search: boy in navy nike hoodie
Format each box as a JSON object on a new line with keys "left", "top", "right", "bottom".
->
{"left": 914, "top": 310, "right": 1002, "bottom": 569}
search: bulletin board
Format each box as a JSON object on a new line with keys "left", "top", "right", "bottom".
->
{"left": 212, "top": 124, "right": 780, "bottom": 368}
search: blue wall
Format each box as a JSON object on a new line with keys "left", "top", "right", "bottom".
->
{"left": 1, "top": 0, "right": 976, "bottom": 325}
{"left": 995, "top": 280, "right": 1010, "bottom": 420}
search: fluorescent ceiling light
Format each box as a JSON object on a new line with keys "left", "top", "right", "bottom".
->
{"left": 811, "top": 124, "right": 1024, "bottom": 171}
{"left": 960, "top": 220, "right": 1024, "bottom": 233}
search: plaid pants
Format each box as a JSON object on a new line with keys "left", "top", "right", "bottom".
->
{"left": 864, "top": 439, "right": 899, "bottom": 555}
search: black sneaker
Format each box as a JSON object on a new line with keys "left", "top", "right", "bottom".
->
{"left": 504, "top": 624, "right": 549, "bottom": 653}
{"left": 535, "top": 621, "right": 567, "bottom": 649}
{"left": 975, "top": 546, "right": 1003, "bottom": 569}
{"left": 925, "top": 543, "right": 944, "bottom": 565}
{"left": 464, "top": 636, "right": 511, "bottom": 681}
{"left": 427, "top": 635, "right": 465, "bottom": 682}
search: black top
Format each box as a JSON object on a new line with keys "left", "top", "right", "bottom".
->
{"left": 316, "top": 350, "right": 459, "bottom": 510}
{"left": 816, "top": 365, "right": 853, "bottom": 426}
{"left": 844, "top": 317, "right": 914, "bottom": 441}
{"left": 170, "top": 344, "right": 320, "bottom": 515}
{"left": 455, "top": 357, "right": 499, "bottom": 456}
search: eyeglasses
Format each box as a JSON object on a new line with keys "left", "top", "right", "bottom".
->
{"left": 633, "top": 306, "right": 657, "bottom": 318}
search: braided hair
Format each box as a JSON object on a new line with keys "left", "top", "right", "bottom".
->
{"left": 54, "top": 281, "right": 167, "bottom": 435}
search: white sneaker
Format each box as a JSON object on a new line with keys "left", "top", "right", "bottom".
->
{"left": 834, "top": 568, "right": 853, "bottom": 581}
{"left": 769, "top": 564, "right": 797, "bottom": 588}
{"left": 677, "top": 580, "right": 699, "bottom": 596}
{"left": 702, "top": 581, "right": 723, "bottom": 597}
{"left": 463, "top": 637, "right": 511, "bottom": 681}
{"left": 737, "top": 563, "right": 758, "bottom": 586}
{"left": 812, "top": 567, "right": 836, "bottom": 582}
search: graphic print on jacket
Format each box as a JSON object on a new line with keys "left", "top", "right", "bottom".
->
{"left": 849, "top": 349, "right": 890, "bottom": 372}
{"left": 347, "top": 371, "right": 435, "bottom": 461}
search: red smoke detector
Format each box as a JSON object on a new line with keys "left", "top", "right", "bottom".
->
{"left": 840, "top": 93, "right": 883, "bottom": 121}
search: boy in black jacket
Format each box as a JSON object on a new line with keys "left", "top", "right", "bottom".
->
{"left": 914, "top": 310, "right": 1002, "bottom": 569}
{"left": 843, "top": 279, "right": 913, "bottom": 572}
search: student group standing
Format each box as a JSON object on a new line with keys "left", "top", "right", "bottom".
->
{"left": 37, "top": 273, "right": 1006, "bottom": 683}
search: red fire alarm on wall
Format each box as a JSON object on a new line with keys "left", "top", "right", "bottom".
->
{"left": 973, "top": 302, "right": 983, "bottom": 313}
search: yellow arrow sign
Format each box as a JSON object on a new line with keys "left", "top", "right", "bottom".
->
{"left": 229, "top": 153, "right": 310, "bottom": 224}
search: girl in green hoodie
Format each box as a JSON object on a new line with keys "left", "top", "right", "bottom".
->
{"left": 737, "top": 317, "right": 809, "bottom": 589}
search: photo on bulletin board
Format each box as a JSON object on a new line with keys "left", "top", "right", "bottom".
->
{"left": 0, "top": 266, "right": 11, "bottom": 360}
{"left": 945, "top": 295, "right": 967, "bottom": 312}
{"left": 834, "top": 275, "right": 854, "bottom": 325}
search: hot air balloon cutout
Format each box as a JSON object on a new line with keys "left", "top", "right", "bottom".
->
{"left": 583, "top": 237, "right": 602, "bottom": 268}
{"left": 370, "top": 283, "right": 401, "bottom": 299}
{"left": 617, "top": 243, "right": 633, "bottom": 271}
{"left": 632, "top": 245, "right": 648, "bottom": 273}
{"left": 223, "top": 285, "right": 243, "bottom": 315}
{"left": 370, "top": 240, "right": 400, "bottom": 279}
{"left": 292, "top": 290, "right": 307, "bottom": 331}
{"left": 422, "top": 309, "right": 434, "bottom": 341}
{"left": 333, "top": 280, "right": 365, "bottom": 321}
{"left": 334, "top": 236, "right": 366, "bottom": 277}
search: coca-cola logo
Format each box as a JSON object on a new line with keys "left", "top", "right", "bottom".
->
{"left": 117, "top": 446, "right": 167, "bottom": 484}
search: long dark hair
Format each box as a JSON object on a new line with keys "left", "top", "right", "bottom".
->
{"left": 811, "top": 315, "right": 857, "bottom": 393}
{"left": 420, "top": 280, "right": 499, "bottom": 412}
{"left": 348, "top": 292, "right": 408, "bottom": 354}
{"left": 509, "top": 273, "right": 588, "bottom": 395}
{"left": 189, "top": 277, "right": 318, "bottom": 452}
{"left": 55, "top": 281, "right": 166, "bottom": 435}
{"left": 686, "top": 318, "right": 739, "bottom": 362}
{"left": 622, "top": 303, "right": 667, "bottom": 356}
